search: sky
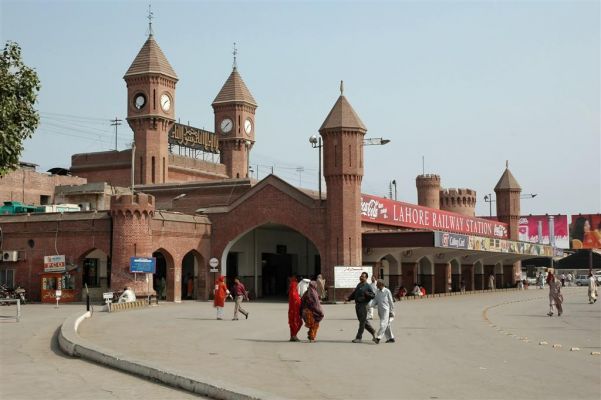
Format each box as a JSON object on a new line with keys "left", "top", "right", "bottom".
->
{"left": 2, "top": 0, "right": 599, "bottom": 217}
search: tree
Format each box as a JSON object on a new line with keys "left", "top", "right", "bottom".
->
{"left": 0, "top": 41, "right": 40, "bottom": 176}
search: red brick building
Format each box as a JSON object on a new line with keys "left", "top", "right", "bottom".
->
{"left": 0, "top": 30, "right": 555, "bottom": 303}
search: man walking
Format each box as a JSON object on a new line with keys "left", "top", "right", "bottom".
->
{"left": 367, "top": 274, "right": 377, "bottom": 320}
{"left": 345, "top": 272, "right": 377, "bottom": 343}
{"left": 232, "top": 277, "right": 249, "bottom": 320}
{"left": 371, "top": 279, "right": 395, "bottom": 344}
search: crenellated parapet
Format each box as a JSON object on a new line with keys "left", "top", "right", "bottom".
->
{"left": 439, "top": 188, "right": 477, "bottom": 217}
{"left": 416, "top": 174, "right": 441, "bottom": 209}
{"left": 110, "top": 193, "right": 155, "bottom": 218}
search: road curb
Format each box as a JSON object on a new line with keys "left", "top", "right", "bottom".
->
{"left": 58, "top": 310, "right": 283, "bottom": 400}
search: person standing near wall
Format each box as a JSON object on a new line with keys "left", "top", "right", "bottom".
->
{"left": 488, "top": 273, "right": 495, "bottom": 290}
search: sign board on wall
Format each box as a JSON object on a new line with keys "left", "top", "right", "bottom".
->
{"left": 434, "top": 231, "right": 560, "bottom": 257}
{"left": 44, "top": 255, "right": 66, "bottom": 272}
{"left": 334, "top": 266, "right": 373, "bottom": 288}
{"left": 518, "top": 215, "right": 569, "bottom": 249}
{"left": 129, "top": 257, "right": 156, "bottom": 273}
{"left": 361, "top": 194, "right": 508, "bottom": 239}
{"left": 570, "top": 214, "right": 601, "bottom": 249}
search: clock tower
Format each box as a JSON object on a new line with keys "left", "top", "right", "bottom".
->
{"left": 124, "top": 32, "right": 178, "bottom": 185}
{"left": 212, "top": 60, "right": 257, "bottom": 179}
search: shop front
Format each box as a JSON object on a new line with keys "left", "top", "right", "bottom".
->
{"left": 41, "top": 255, "right": 78, "bottom": 303}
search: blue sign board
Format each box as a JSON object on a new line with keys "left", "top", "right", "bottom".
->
{"left": 129, "top": 257, "right": 156, "bottom": 273}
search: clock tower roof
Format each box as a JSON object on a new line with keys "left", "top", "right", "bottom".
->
{"left": 212, "top": 68, "right": 257, "bottom": 107}
{"left": 319, "top": 93, "right": 366, "bottom": 132}
{"left": 124, "top": 35, "right": 178, "bottom": 80}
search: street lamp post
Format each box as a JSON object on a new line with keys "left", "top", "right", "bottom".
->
{"left": 391, "top": 180, "right": 397, "bottom": 201}
{"left": 309, "top": 135, "right": 322, "bottom": 201}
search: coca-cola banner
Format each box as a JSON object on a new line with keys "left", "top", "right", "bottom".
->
{"left": 361, "top": 194, "right": 508, "bottom": 239}
{"left": 518, "top": 215, "right": 569, "bottom": 249}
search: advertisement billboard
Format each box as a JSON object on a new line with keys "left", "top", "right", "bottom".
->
{"left": 518, "top": 215, "right": 569, "bottom": 249}
{"left": 434, "top": 231, "right": 559, "bottom": 257}
{"left": 570, "top": 214, "right": 601, "bottom": 249}
{"left": 361, "top": 194, "right": 508, "bottom": 239}
{"left": 44, "top": 255, "right": 66, "bottom": 273}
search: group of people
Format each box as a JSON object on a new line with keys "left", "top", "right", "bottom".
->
{"left": 287, "top": 272, "right": 396, "bottom": 344}
{"left": 213, "top": 276, "right": 250, "bottom": 320}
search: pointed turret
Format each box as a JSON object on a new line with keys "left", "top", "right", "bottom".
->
{"left": 124, "top": 35, "right": 178, "bottom": 80}
{"left": 212, "top": 67, "right": 256, "bottom": 107}
{"left": 319, "top": 82, "right": 366, "bottom": 132}
{"left": 494, "top": 161, "right": 522, "bottom": 240}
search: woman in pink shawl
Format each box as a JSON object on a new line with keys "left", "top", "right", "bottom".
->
{"left": 546, "top": 270, "right": 563, "bottom": 317}
{"left": 288, "top": 278, "right": 302, "bottom": 342}
{"left": 300, "top": 281, "right": 324, "bottom": 342}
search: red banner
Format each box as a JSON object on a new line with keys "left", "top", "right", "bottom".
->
{"left": 518, "top": 215, "right": 569, "bottom": 249}
{"left": 570, "top": 214, "right": 601, "bottom": 249}
{"left": 361, "top": 194, "right": 508, "bottom": 239}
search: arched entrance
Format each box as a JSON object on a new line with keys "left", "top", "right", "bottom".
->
{"left": 221, "top": 223, "right": 321, "bottom": 299}
{"left": 450, "top": 259, "right": 461, "bottom": 292}
{"left": 181, "top": 250, "right": 202, "bottom": 300}
{"left": 153, "top": 251, "right": 168, "bottom": 300}
{"left": 417, "top": 257, "right": 434, "bottom": 294}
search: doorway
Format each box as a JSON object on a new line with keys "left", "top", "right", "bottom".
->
{"left": 261, "top": 253, "right": 293, "bottom": 297}
{"left": 153, "top": 252, "right": 167, "bottom": 300}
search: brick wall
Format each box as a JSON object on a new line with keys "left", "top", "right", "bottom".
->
{"left": 0, "top": 167, "right": 86, "bottom": 205}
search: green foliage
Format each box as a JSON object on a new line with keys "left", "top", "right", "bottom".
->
{"left": 0, "top": 41, "right": 41, "bottom": 176}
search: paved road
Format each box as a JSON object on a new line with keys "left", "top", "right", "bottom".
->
{"left": 0, "top": 303, "right": 201, "bottom": 400}
{"left": 76, "top": 287, "right": 600, "bottom": 400}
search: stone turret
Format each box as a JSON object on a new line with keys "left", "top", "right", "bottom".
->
{"left": 110, "top": 193, "right": 155, "bottom": 295}
{"left": 494, "top": 163, "right": 521, "bottom": 240}
{"left": 416, "top": 174, "right": 441, "bottom": 209}
{"left": 439, "top": 188, "right": 477, "bottom": 217}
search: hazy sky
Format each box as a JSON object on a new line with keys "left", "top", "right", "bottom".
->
{"left": 2, "top": 0, "right": 599, "bottom": 216}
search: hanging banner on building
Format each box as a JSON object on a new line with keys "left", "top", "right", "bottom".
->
{"left": 361, "top": 194, "right": 508, "bottom": 239}
{"left": 168, "top": 123, "right": 220, "bottom": 153}
{"left": 44, "top": 255, "right": 66, "bottom": 272}
{"left": 434, "top": 232, "right": 560, "bottom": 257}
{"left": 570, "top": 214, "right": 601, "bottom": 249}
{"left": 334, "top": 266, "right": 373, "bottom": 288}
{"left": 129, "top": 257, "right": 156, "bottom": 274}
{"left": 518, "top": 215, "right": 569, "bottom": 249}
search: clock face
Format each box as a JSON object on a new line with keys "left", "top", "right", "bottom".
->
{"left": 220, "top": 118, "right": 233, "bottom": 134}
{"left": 134, "top": 94, "right": 146, "bottom": 110}
{"left": 160, "top": 94, "right": 171, "bottom": 112}
{"left": 244, "top": 119, "right": 253, "bottom": 135}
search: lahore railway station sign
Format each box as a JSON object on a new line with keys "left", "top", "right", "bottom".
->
{"left": 361, "top": 194, "right": 509, "bottom": 239}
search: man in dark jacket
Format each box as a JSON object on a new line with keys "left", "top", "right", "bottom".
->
{"left": 345, "top": 271, "right": 377, "bottom": 343}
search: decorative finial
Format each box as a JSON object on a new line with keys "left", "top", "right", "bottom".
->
{"left": 147, "top": 3, "right": 154, "bottom": 36}
{"left": 340, "top": 80, "right": 344, "bottom": 95}
{"left": 233, "top": 42, "right": 238, "bottom": 70}
{"left": 506, "top": 160, "right": 509, "bottom": 169}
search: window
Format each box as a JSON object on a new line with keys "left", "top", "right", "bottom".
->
{"left": 83, "top": 258, "right": 99, "bottom": 287}
{"left": 62, "top": 274, "right": 75, "bottom": 290}
{"left": 40, "top": 195, "right": 50, "bottom": 205}
{"left": 0, "top": 269, "right": 15, "bottom": 288}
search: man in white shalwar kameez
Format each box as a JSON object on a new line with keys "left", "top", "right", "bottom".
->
{"left": 588, "top": 273, "right": 598, "bottom": 304}
{"left": 367, "top": 275, "right": 378, "bottom": 320}
{"left": 371, "top": 279, "right": 395, "bottom": 344}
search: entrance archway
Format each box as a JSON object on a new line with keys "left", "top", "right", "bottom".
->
{"left": 450, "top": 259, "right": 461, "bottom": 292}
{"left": 153, "top": 251, "right": 168, "bottom": 300}
{"left": 221, "top": 223, "right": 321, "bottom": 299}
{"left": 182, "top": 251, "right": 202, "bottom": 300}
{"left": 417, "top": 257, "right": 434, "bottom": 294}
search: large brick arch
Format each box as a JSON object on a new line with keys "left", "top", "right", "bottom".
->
{"left": 209, "top": 183, "right": 327, "bottom": 269}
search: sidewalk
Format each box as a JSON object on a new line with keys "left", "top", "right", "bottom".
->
{"left": 68, "top": 287, "right": 600, "bottom": 400}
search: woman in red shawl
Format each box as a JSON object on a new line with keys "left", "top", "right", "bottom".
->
{"left": 300, "top": 281, "right": 324, "bottom": 342}
{"left": 288, "top": 277, "right": 302, "bottom": 342}
{"left": 213, "top": 276, "right": 230, "bottom": 320}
